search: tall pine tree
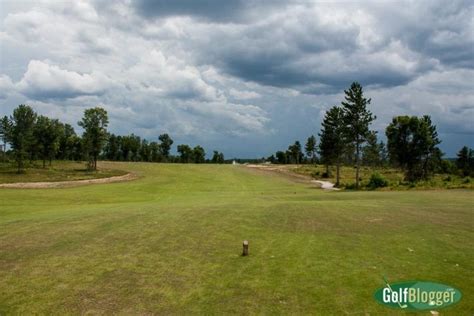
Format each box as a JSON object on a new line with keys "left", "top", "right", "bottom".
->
{"left": 341, "top": 82, "right": 375, "bottom": 189}
{"left": 319, "top": 106, "right": 346, "bottom": 186}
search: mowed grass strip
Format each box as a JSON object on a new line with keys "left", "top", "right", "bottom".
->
{"left": 0, "top": 162, "right": 473, "bottom": 314}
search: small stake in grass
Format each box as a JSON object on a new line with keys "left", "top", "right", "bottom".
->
{"left": 242, "top": 240, "right": 249, "bottom": 256}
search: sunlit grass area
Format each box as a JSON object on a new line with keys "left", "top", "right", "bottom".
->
{"left": 0, "top": 162, "right": 472, "bottom": 314}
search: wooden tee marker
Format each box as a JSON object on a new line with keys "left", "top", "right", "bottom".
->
{"left": 242, "top": 240, "right": 249, "bottom": 256}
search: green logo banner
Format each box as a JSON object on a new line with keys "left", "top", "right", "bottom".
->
{"left": 374, "top": 278, "right": 462, "bottom": 311}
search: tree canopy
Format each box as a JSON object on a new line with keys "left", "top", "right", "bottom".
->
{"left": 78, "top": 107, "right": 109, "bottom": 170}
{"left": 386, "top": 115, "right": 441, "bottom": 181}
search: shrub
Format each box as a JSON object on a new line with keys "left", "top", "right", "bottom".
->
{"left": 367, "top": 173, "right": 389, "bottom": 189}
{"left": 344, "top": 183, "right": 357, "bottom": 190}
{"left": 321, "top": 171, "right": 331, "bottom": 178}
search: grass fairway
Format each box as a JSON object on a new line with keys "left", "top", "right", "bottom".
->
{"left": 0, "top": 162, "right": 472, "bottom": 314}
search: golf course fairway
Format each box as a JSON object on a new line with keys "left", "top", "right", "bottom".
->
{"left": 0, "top": 162, "right": 472, "bottom": 314}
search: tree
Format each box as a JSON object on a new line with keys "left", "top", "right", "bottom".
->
{"left": 341, "top": 82, "right": 376, "bottom": 189}
{"left": 362, "top": 131, "right": 381, "bottom": 167}
{"left": 193, "top": 145, "right": 206, "bottom": 163}
{"left": 69, "top": 135, "right": 83, "bottom": 161}
{"left": 211, "top": 150, "right": 225, "bottom": 163}
{"left": 288, "top": 141, "right": 303, "bottom": 164}
{"left": 128, "top": 134, "right": 141, "bottom": 161}
{"left": 78, "top": 107, "right": 109, "bottom": 170}
{"left": 456, "top": 146, "right": 473, "bottom": 176}
{"left": 386, "top": 115, "right": 441, "bottom": 181}
{"left": 57, "top": 124, "right": 77, "bottom": 160}
{"left": 305, "top": 135, "right": 317, "bottom": 163}
{"left": 149, "top": 141, "right": 161, "bottom": 162}
{"left": 158, "top": 134, "right": 173, "bottom": 161}
{"left": 104, "top": 133, "right": 120, "bottom": 161}
{"left": 379, "top": 141, "right": 388, "bottom": 166}
{"left": 139, "top": 139, "right": 151, "bottom": 162}
{"left": 318, "top": 106, "right": 346, "bottom": 186}
{"left": 275, "top": 151, "right": 286, "bottom": 164}
{"left": 0, "top": 116, "right": 11, "bottom": 162}
{"left": 5, "top": 105, "right": 37, "bottom": 173}
{"left": 34, "top": 116, "right": 63, "bottom": 168}
{"left": 177, "top": 144, "right": 193, "bottom": 163}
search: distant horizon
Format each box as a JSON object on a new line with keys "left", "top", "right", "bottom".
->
{"left": 1, "top": 1, "right": 473, "bottom": 157}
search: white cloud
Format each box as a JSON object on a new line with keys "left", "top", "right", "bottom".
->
{"left": 228, "top": 88, "right": 260, "bottom": 100}
{"left": 0, "top": 75, "right": 15, "bottom": 99}
{"left": 0, "top": 0, "right": 472, "bottom": 156}
{"left": 17, "top": 60, "right": 113, "bottom": 100}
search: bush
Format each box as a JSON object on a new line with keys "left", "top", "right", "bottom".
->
{"left": 343, "top": 183, "right": 357, "bottom": 190}
{"left": 321, "top": 171, "right": 331, "bottom": 178}
{"left": 367, "top": 173, "right": 389, "bottom": 189}
{"left": 311, "top": 171, "right": 320, "bottom": 178}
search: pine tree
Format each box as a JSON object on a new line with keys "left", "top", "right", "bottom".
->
{"left": 305, "top": 135, "right": 317, "bottom": 164}
{"left": 341, "top": 82, "right": 376, "bottom": 189}
{"left": 319, "top": 106, "right": 345, "bottom": 186}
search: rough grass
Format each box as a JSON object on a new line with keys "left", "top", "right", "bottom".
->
{"left": 0, "top": 162, "right": 472, "bottom": 314}
{"left": 294, "top": 164, "right": 474, "bottom": 190}
{"left": 0, "top": 161, "right": 127, "bottom": 183}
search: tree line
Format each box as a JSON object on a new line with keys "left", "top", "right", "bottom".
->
{"left": 267, "top": 82, "right": 473, "bottom": 187}
{"left": 0, "top": 105, "right": 226, "bottom": 173}
{"left": 1, "top": 84, "right": 472, "bottom": 183}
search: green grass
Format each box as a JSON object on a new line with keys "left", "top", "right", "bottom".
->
{"left": 0, "top": 162, "right": 473, "bottom": 314}
{"left": 294, "top": 164, "right": 474, "bottom": 190}
{"left": 0, "top": 161, "right": 127, "bottom": 183}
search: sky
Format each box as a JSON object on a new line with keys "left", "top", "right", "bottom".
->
{"left": 0, "top": 0, "right": 473, "bottom": 158}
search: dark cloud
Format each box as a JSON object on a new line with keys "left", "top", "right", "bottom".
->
{"left": 131, "top": 0, "right": 284, "bottom": 22}
{"left": 1, "top": 0, "right": 473, "bottom": 157}
{"left": 134, "top": 0, "right": 243, "bottom": 20}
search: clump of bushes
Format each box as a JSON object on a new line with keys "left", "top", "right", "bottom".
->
{"left": 321, "top": 171, "right": 331, "bottom": 178}
{"left": 311, "top": 171, "right": 320, "bottom": 178}
{"left": 367, "top": 173, "right": 388, "bottom": 189}
{"left": 344, "top": 183, "right": 357, "bottom": 190}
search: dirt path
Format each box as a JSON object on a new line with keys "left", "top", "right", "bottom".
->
{"left": 0, "top": 172, "right": 137, "bottom": 189}
{"left": 245, "top": 164, "right": 339, "bottom": 190}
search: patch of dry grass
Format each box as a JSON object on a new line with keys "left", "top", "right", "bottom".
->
{"left": 0, "top": 161, "right": 127, "bottom": 184}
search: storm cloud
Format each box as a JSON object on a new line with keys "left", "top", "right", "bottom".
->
{"left": 0, "top": 0, "right": 472, "bottom": 157}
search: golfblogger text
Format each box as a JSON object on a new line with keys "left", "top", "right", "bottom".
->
{"left": 383, "top": 287, "right": 456, "bottom": 306}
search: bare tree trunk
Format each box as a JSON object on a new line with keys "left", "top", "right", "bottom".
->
{"left": 336, "top": 162, "right": 340, "bottom": 187}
